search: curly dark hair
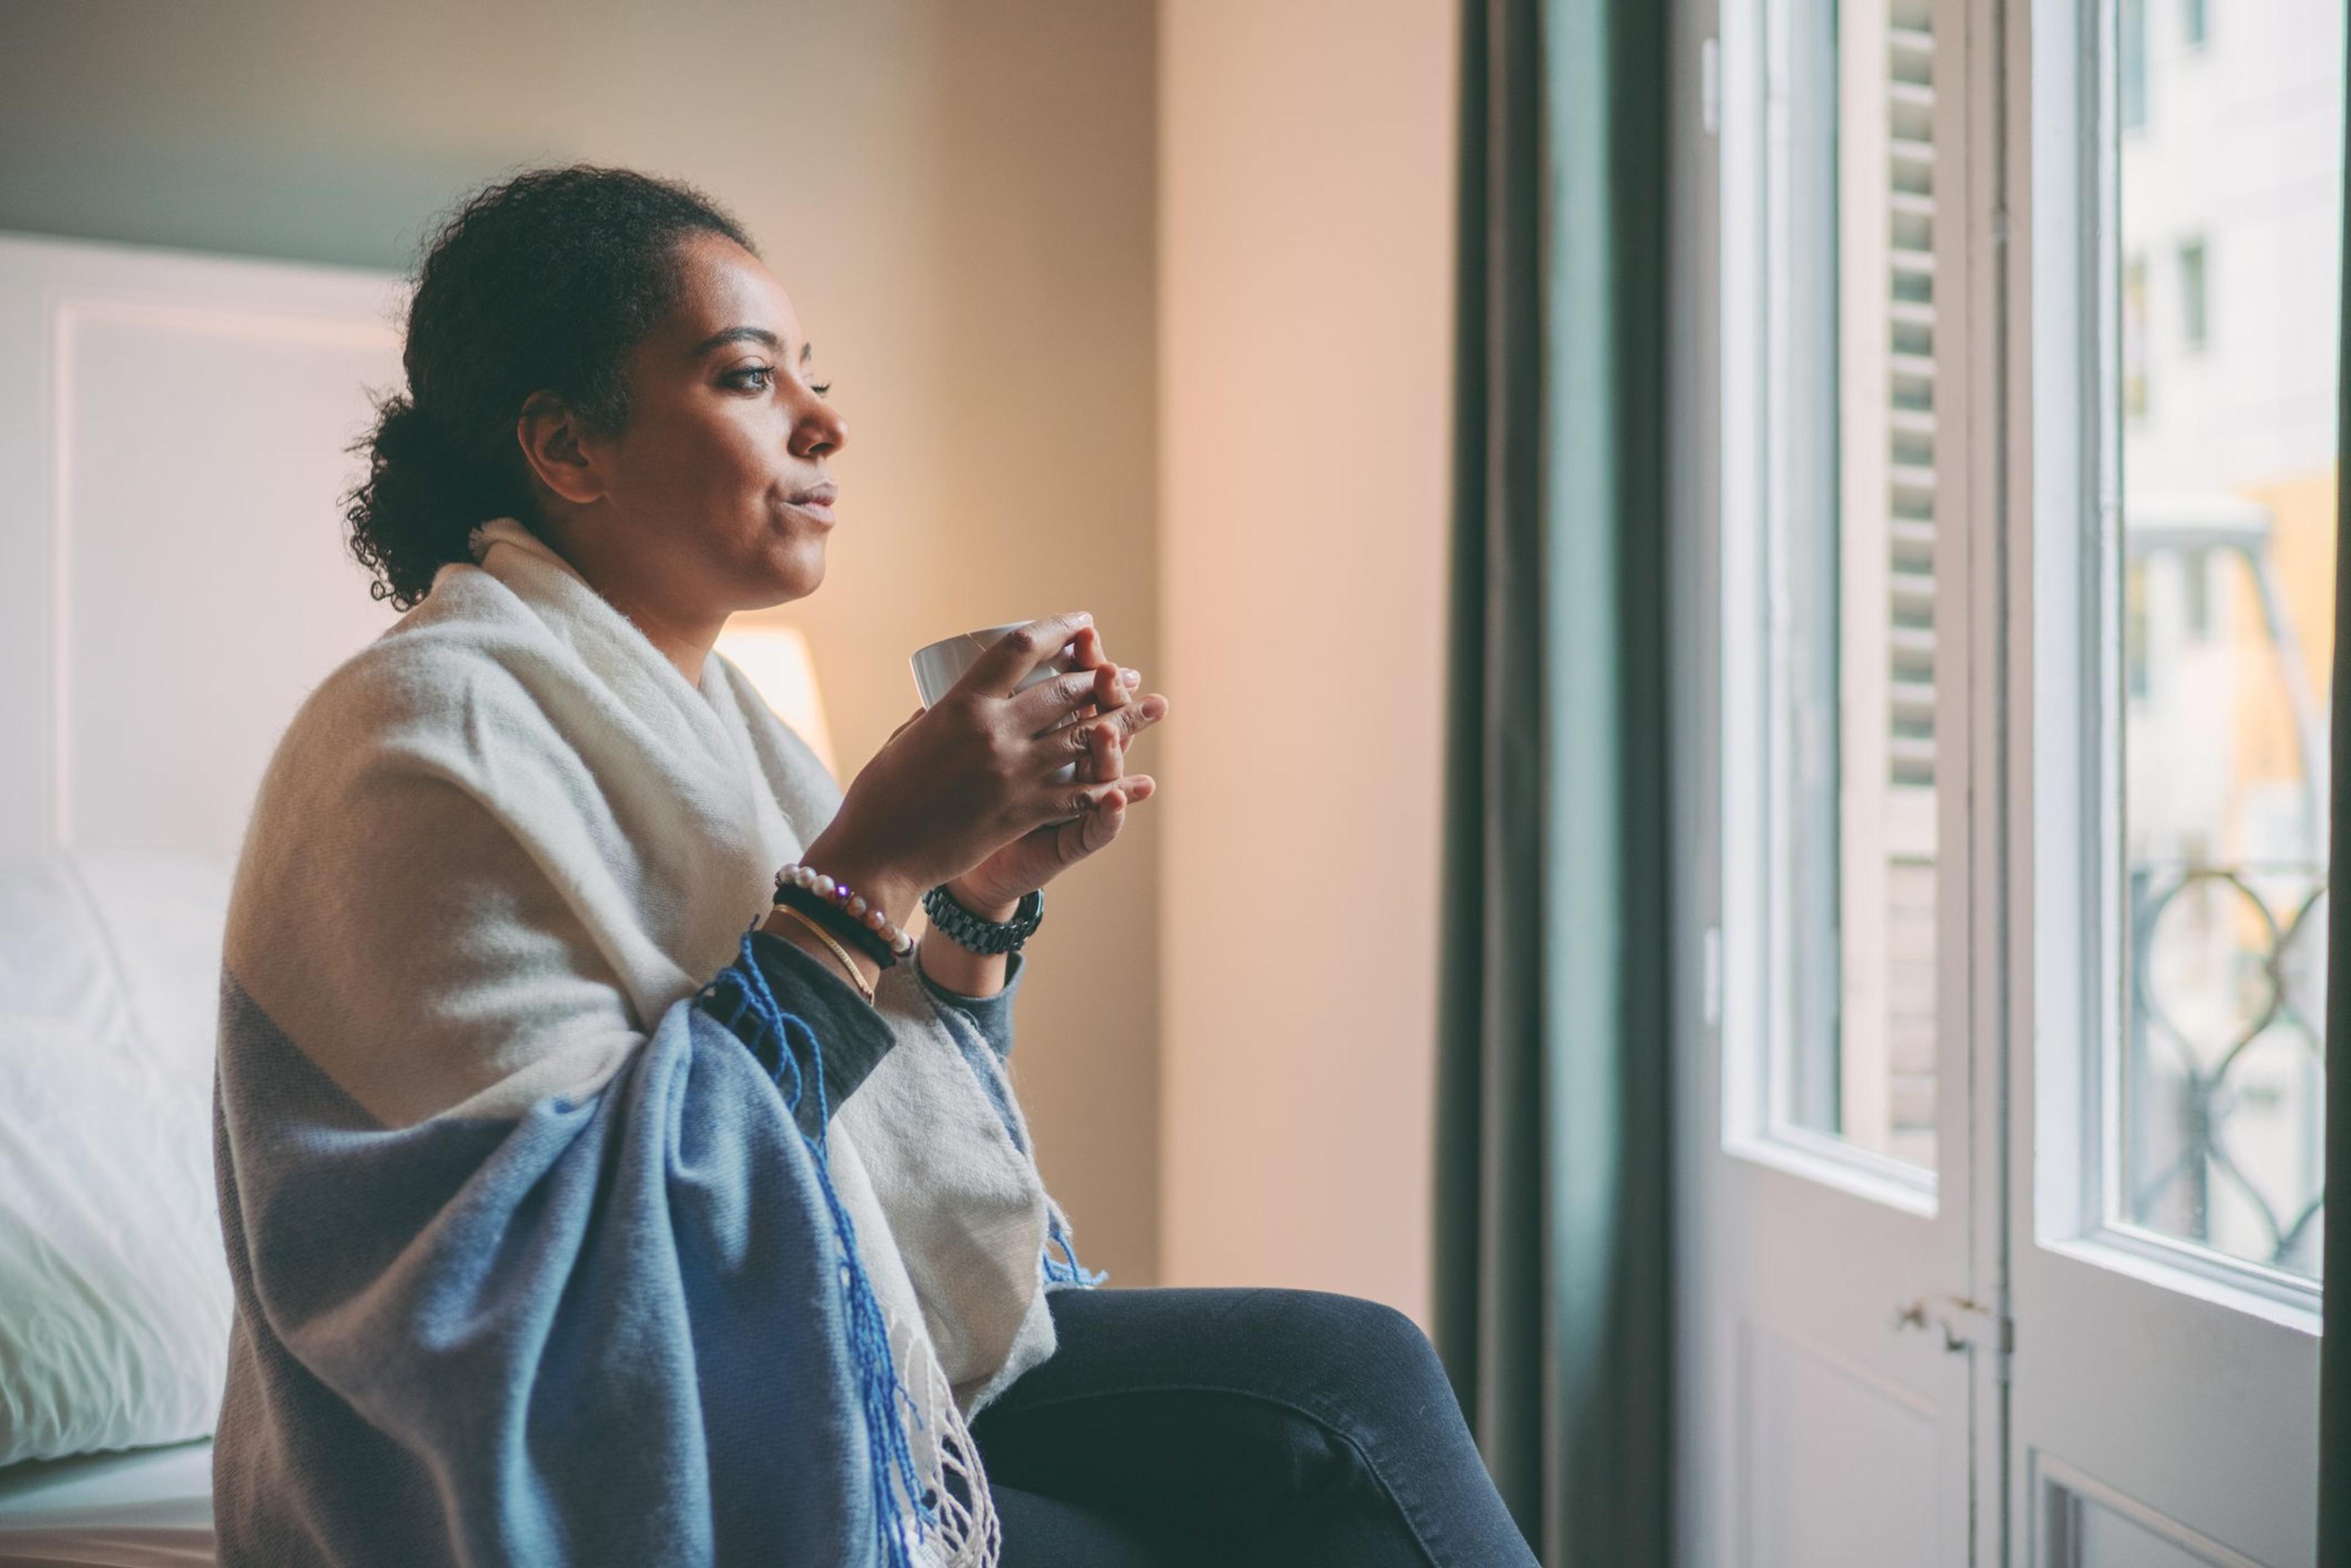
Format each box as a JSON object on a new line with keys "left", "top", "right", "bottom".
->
{"left": 344, "top": 164, "right": 757, "bottom": 609}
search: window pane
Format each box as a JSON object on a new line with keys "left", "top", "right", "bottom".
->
{"left": 2177, "top": 239, "right": 2208, "bottom": 352}
{"left": 1772, "top": 0, "right": 1843, "bottom": 1141}
{"left": 1763, "top": 0, "right": 1940, "bottom": 1172}
{"left": 2112, "top": 0, "right": 2338, "bottom": 1278}
{"left": 2122, "top": 0, "right": 2150, "bottom": 130}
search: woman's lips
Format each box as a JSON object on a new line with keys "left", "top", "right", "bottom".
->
{"left": 784, "top": 482, "right": 838, "bottom": 526}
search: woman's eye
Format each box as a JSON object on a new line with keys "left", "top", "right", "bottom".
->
{"left": 809, "top": 380, "right": 833, "bottom": 399}
{"left": 726, "top": 365, "right": 775, "bottom": 392}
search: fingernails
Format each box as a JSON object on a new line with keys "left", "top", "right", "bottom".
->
{"left": 1120, "top": 667, "right": 1141, "bottom": 687}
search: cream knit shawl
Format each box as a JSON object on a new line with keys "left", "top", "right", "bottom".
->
{"left": 225, "top": 516, "right": 1073, "bottom": 1564}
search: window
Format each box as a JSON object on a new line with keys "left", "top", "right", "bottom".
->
{"left": 2109, "top": 0, "right": 2334, "bottom": 1281}
{"left": 2178, "top": 237, "right": 2209, "bottom": 351}
{"left": 1688, "top": 0, "right": 2332, "bottom": 1542}
{"left": 2121, "top": 0, "right": 2150, "bottom": 129}
{"left": 1721, "top": 0, "right": 1943, "bottom": 1183}
{"left": 2123, "top": 253, "right": 2151, "bottom": 418}
{"left": 1828, "top": 0, "right": 1942, "bottom": 1171}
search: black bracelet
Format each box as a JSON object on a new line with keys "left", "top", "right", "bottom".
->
{"left": 773, "top": 881, "right": 899, "bottom": 968}
{"left": 922, "top": 883, "right": 1045, "bottom": 955}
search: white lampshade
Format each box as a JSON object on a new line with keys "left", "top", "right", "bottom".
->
{"left": 714, "top": 623, "right": 838, "bottom": 779}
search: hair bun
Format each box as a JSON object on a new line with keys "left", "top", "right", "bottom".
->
{"left": 343, "top": 392, "right": 509, "bottom": 607}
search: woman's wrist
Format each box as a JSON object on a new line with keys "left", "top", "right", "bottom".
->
{"left": 917, "top": 881, "right": 1030, "bottom": 1000}
{"left": 917, "top": 925, "right": 1010, "bottom": 999}
{"left": 798, "top": 828, "right": 925, "bottom": 934}
{"left": 759, "top": 905, "right": 883, "bottom": 999}
{"left": 942, "top": 877, "right": 1022, "bottom": 924}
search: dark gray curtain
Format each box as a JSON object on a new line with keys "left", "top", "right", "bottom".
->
{"left": 1431, "top": 1, "right": 1673, "bottom": 1563}
{"left": 2321, "top": 16, "right": 2351, "bottom": 1550}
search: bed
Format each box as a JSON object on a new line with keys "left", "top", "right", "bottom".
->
{"left": 0, "top": 231, "right": 406, "bottom": 1567}
{"left": 0, "top": 1442, "right": 216, "bottom": 1567}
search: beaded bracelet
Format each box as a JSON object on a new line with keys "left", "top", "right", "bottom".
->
{"left": 773, "top": 863, "right": 918, "bottom": 966}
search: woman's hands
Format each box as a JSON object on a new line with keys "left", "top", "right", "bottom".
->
{"left": 945, "top": 625, "right": 1167, "bottom": 916}
{"left": 799, "top": 613, "right": 1167, "bottom": 936}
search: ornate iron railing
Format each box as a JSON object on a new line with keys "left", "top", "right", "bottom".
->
{"left": 2125, "top": 861, "right": 2328, "bottom": 1274}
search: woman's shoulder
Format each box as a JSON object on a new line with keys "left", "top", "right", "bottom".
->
{"left": 256, "top": 566, "right": 577, "bottom": 809}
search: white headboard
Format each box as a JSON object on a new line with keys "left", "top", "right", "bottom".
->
{"left": 0, "top": 233, "right": 410, "bottom": 863}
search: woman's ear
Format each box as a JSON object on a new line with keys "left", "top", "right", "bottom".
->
{"left": 516, "top": 391, "right": 607, "bottom": 507}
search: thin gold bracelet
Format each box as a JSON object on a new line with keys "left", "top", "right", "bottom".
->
{"left": 770, "top": 903, "right": 877, "bottom": 1005}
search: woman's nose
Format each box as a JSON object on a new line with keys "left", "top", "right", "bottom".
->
{"left": 792, "top": 399, "right": 847, "bottom": 460}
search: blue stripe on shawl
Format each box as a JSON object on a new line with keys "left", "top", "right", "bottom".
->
{"left": 698, "top": 930, "right": 930, "bottom": 1567}
{"left": 211, "top": 961, "right": 912, "bottom": 1567}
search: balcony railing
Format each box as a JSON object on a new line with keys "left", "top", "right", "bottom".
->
{"left": 2125, "top": 861, "right": 2328, "bottom": 1274}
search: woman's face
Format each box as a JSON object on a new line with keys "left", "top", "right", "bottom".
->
{"left": 527, "top": 230, "right": 848, "bottom": 628}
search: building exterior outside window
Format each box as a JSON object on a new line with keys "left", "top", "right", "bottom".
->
{"left": 2116, "top": 0, "right": 2338, "bottom": 1275}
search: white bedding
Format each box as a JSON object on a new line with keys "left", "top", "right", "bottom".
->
{"left": 0, "top": 852, "right": 229, "bottom": 1567}
{"left": 0, "top": 853, "right": 233, "bottom": 1471}
{"left": 0, "top": 1438, "right": 214, "bottom": 1566}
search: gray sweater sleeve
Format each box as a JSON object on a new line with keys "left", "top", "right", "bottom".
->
{"left": 915, "top": 947, "right": 1027, "bottom": 1059}
{"left": 698, "top": 929, "right": 898, "bottom": 1139}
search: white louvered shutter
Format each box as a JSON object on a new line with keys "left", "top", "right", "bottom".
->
{"left": 1838, "top": 0, "right": 1939, "bottom": 1161}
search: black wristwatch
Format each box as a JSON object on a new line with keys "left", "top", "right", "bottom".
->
{"left": 922, "top": 883, "right": 1046, "bottom": 955}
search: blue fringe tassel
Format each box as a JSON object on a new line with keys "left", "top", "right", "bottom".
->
{"left": 1041, "top": 1212, "right": 1108, "bottom": 1288}
{"left": 702, "top": 929, "right": 933, "bottom": 1568}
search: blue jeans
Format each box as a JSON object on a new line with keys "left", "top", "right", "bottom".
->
{"left": 970, "top": 1287, "right": 1540, "bottom": 1567}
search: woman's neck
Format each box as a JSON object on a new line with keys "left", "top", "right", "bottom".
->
{"left": 612, "top": 596, "right": 723, "bottom": 689}
{"left": 541, "top": 521, "right": 724, "bottom": 688}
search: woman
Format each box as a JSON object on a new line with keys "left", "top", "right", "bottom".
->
{"left": 212, "top": 164, "right": 1534, "bottom": 1568}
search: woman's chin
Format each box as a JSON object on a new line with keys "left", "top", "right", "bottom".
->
{"left": 734, "top": 542, "right": 825, "bottom": 610}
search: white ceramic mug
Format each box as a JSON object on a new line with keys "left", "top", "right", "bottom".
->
{"left": 910, "top": 621, "right": 1087, "bottom": 783}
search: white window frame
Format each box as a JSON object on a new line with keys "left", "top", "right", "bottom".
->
{"left": 2026, "top": 0, "right": 2327, "bottom": 1334}
{"left": 1718, "top": 0, "right": 1955, "bottom": 1215}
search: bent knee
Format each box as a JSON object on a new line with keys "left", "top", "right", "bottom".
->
{"left": 1243, "top": 1289, "right": 1450, "bottom": 1394}
{"left": 1317, "top": 1292, "right": 1433, "bottom": 1355}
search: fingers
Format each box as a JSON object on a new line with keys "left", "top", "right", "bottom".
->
{"left": 1050, "top": 771, "right": 1157, "bottom": 824}
{"left": 1084, "top": 716, "right": 1121, "bottom": 783}
{"left": 1068, "top": 628, "right": 1136, "bottom": 701}
{"left": 1086, "top": 697, "right": 1170, "bottom": 776}
{"left": 1080, "top": 702, "right": 1157, "bottom": 781}
{"left": 1049, "top": 706, "right": 1148, "bottom": 782}
{"left": 1012, "top": 668, "right": 1117, "bottom": 734}
{"left": 1116, "top": 689, "right": 1168, "bottom": 733}
{"left": 1067, "top": 773, "right": 1156, "bottom": 850}
{"left": 961, "top": 613, "right": 1095, "bottom": 700}
{"left": 1093, "top": 661, "right": 1134, "bottom": 712}
{"left": 1065, "top": 692, "right": 1167, "bottom": 774}
{"left": 1009, "top": 661, "right": 1136, "bottom": 732}
{"left": 1017, "top": 769, "right": 1156, "bottom": 870}
{"left": 1012, "top": 668, "right": 1166, "bottom": 743}
{"left": 1076, "top": 787, "right": 1125, "bottom": 854}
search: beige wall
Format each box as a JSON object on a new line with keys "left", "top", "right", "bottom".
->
{"left": 1157, "top": 0, "right": 1459, "bottom": 1323}
{"left": 0, "top": 0, "right": 1163, "bottom": 1285}
{"left": 1, "top": 0, "right": 1466, "bottom": 1307}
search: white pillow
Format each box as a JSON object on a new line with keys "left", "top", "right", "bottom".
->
{"left": 0, "top": 852, "right": 233, "bottom": 1466}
